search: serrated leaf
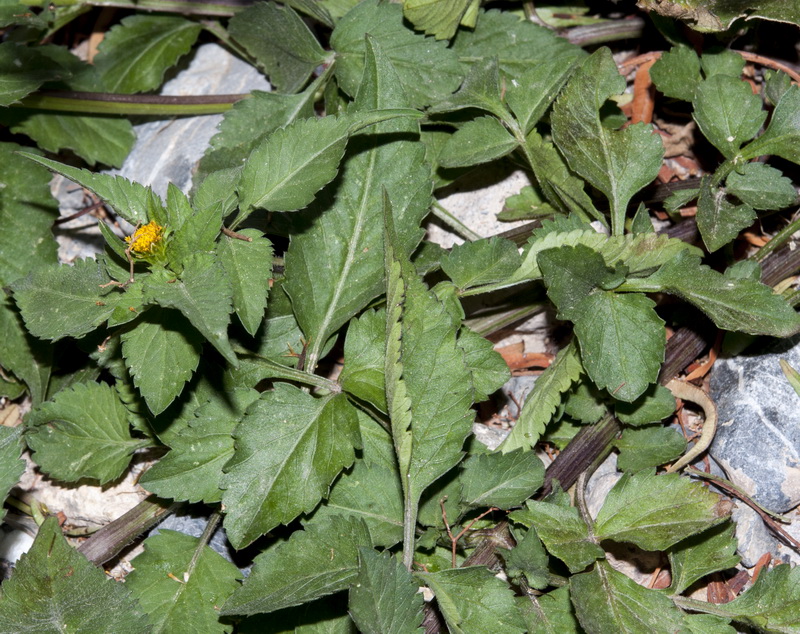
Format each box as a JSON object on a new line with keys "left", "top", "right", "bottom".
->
{"left": 498, "top": 185, "right": 557, "bottom": 221}
{"left": 349, "top": 548, "right": 423, "bottom": 634}
{"left": 340, "top": 309, "right": 387, "bottom": 412}
{"left": 570, "top": 560, "right": 686, "bottom": 634}
{"left": 229, "top": 3, "right": 328, "bottom": 94}
{"left": 506, "top": 59, "right": 576, "bottom": 135}
{"left": 143, "top": 255, "right": 237, "bottom": 367}
{"left": 218, "top": 229, "right": 272, "bottom": 336}
{"left": 221, "top": 515, "right": 372, "bottom": 616}
{"left": 121, "top": 308, "right": 202, "bottom": 415}
{"left": 457, "top": 327, "right": 509, "bottom": 402}
{"left": 125, "top": 529, "right": 241, "bottom": 634}
{"left": 460, "top": 449, "right": 544, "bottom": 509}
{"left": 594, "top": 470, "right": 730, "bottom": 550}
{"left": 701, "top": 48, "right": 746, "bottom": 78}
{"left": 0, "top": 43, "right": 68, "bottom": 106}
{"left": 574, "top": 291, "right": 664, "bottom": 402}
{"left": 630, "top": 250, "right": 800, "bottom": 336}
{"left": 331, "top": 0, "right": 463, "bottom": 108}
{"left": 12, "top": 259, "right": 122, "bottom": 341}
{"left": 25, "top": 382, "right": 144, "bottom": 484}
{"left": 19, "top": 153, "right": 162, "bottom": 226}
{"left": 726, "top": 162, "right": 797, "bottom": 210}
{"left": 551, "top": 47, "right": 663, "bottom": 235}
{"left": 93, "top": 15, "right": 200, "bottom": 93}
{"left": 0, "top": 143, "right": 58, "bottom": 286}
{"left": 422, "top": 567, "right": 526, "bottom": 634}
{"left": 741, "top": 85, "right": 800, "bottom": 164}
{"left": 140, "top": 388, "right": 258, "bottom": 504}
{"left": 509, "top": 499, "right": 604, "bottom": 573}
{"left": 693, "top": 74, "right": 765, "bottom": 159}
{"left": 0, "top": 426, "right": 24, "bottom": 524}
{"left": 669, "top": 522, "right": 740, "bottom": 595}
{"left": 614, "top": 426, "right": 686, "bottom": 472}
{"left": 403, "top": 0, "right": 477, "bottom": 40}
{"left": 505, "top": 526, "right": 549, "bottom": 590}
{"left": 698, "top": 563, "right": 800, "bottom": 631}
{"left": 441, "top": 237, "right": 521, "bottom": 290}
{"left": 615, "top": 383, "right": 676, "bottom": 425}
{"left": 311, "top": 459, "right": 403, "bottom": 547}
{"left": 428, "top": 56, "right": 508, "bottom": 119}
{"left": 438, "top": 115, "right": 518, "bottom": 168}
{"left": 451, "top": 9, "right": 585, "bottom": 79}
{"left": 563, "top": 381, "right": 606, "bottom": 424}
{"left": 221, "top": 385, "right": 359, "bottom": 549}
{"left": 519, "top": 586, "right": 581, "bottom": 634}
{"left": 284, "top": 37, "right": 430, "bottom": 370}
{"left": 0, "top": 517, "right": 148, "bottom": 633}
{"left": 650, "top": 45, "right": 701, "bottom": 101}
{"left": 500, "top": 340, "right": 582, "bottom": 452}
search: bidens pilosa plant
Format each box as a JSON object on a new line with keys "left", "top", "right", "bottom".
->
{"left": 1, "top": 0, "right": 800, "bottom": 632}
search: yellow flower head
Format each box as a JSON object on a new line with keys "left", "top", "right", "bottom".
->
{"left": 125, "top": 221, "right": 164, "bottom": 256}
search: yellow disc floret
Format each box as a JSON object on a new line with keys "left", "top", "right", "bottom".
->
{"left": 125, "top": 221, "right": 164, "bottom": 256}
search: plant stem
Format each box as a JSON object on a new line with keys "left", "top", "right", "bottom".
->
{"left": 753, "top": 212, "right": 800, "bottom": 263}
{"left": 23, "top": 0, "right": 248, "bottom": 17}
{"left": 564, "top": 17, "right": 646, "bottom": 48}
{"left": 430, "top": 200, "right": 482, "bottom": 242}
{"left": 402, "top": 488, "right": 418, "bottom": 571}
{"left": 185, "top": 510, "right": 222, "bottom": 581}
{"left": 16, "top": 91, "right": 246, "bottom": 116}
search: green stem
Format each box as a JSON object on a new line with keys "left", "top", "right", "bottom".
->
{"left": 431, "top": 200, "right": 481, "bottom": 242}
{"left": 753, "top": 213, "right": 800, "bottom": 263}
{"left": 711, "top": 159, "right": 736, "bottom": 187}
{"left": 402, "top": 488, "right": 418, "bottom": 571}
{"left": 185, "top": 510, "right": 222, "bottom": 581}
{"left": 233, "top": 352, "right": 342, "bottom": 393}
{"left": 564, "top": 17, "right": 645, "bottom": 48}
{"left": 23, "top": 0, "right": 247, "bottom": 17}
{"left": 672, "top": 595, "right": 732, "bottom": 619}
{"left": 16, "top": 91, "right": 246, "bottom": 116}
{"left": 201, "top": 19, "right": 259, "bottom": 67}
{"left": 464, "top": 302, "right": 545, "bottom": 336}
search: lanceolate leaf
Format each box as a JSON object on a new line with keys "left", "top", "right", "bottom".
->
{"left": 125, "top": 530, "right": 242, "bottom": 634}
{"left": 26, "top": 382, "right": 145, "bottom": 484}
{"left": 284, "top": 37, "right": 430, "bottom": 372}
{"left": 696, "top": 175, "right": 755, "bottom": 252}
{"left": 340, "top": 308, "right": 388, "bottom": 412}
{"left": 460, "top": 449, "right": 545, "bottom": 509}
{"left": 93, "top": 15, "right": 201, "bottom": 94}
{"left": 500, "top": 341, "right": 582, "bottom": 452}
{"left": 220, "top": 384, "right": 360, "bottom": 549}
{"left": 218, "top": 229, "right": 273, "bottom": 336}
{"left": 441, "top": 237, "right": 521, "bottom": 290}
{"left": 221, "top": 515, "right": 372, "bottom": 616}
{"left": 551, "top": 48, "right": 663, "bottom": 235}
{"left": 0, "top": 517, "right": 149, "bottom": 633}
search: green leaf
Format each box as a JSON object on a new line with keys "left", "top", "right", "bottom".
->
{"left": 699, "top": 563, "right": 800, "bottom": 631}
{"left": 26, "top": 381, "right": 144, "bottom": 484}
{"left": 0, "top": 143, "right": 58, "bottom": 286}
{"left": 457, "top": 326, "right": 510, "bottom": 402}
{"left": 284, "top": 37, "right": 430, "bottom": 370}
{"left": 349, "top": 548, "right": 423, "bottom": 634}
{"left": 340, "top": 309, "right": 387, "bottom": 412}
{"left": 519, "top": 587, "right": 581, "bottom": 634}
{"left": 0, "top": 517, "right": 148, "bottom": 633}
{"left": 781, "top": 359, "right": 800, "bottom": 398}
{"left": 229, "top": 3, "right": 328, "bottom": 93}
{"left": 629, "top": 250, "right": 800, "bottom": 336}
{"left": 505, "top": 526, "right": 549, "bottom": 590}
{"left": 693, "top": 74, "right": 765, "bottom": 159}
{"left": 218, "top": 229, "right": 273, "bottom": 336}
{"left": 498, "top": 185, "right": 557, "bottom": 221}
{"left": 438, "top": 116, "right": 518, "bottom": 168}
{"left": 311, "top": 459, "right": 404, "bottom": 547}
{"left": 12, "top": 259, "right": 121, "bottom": 341}
{"left": 422, "top": 567, "right": 526, "bottom": 634}
{"left": 614, "top": 426, "right": 686, "bottom": 472}
{"left": 500, "top": 341, "right": 582, "bottom": 452}
{"left": 140, "top": 388, "right": 258, "bottom": 504}
{"left": 460, "top": 449, "right": 544, "bottom": 509}
{"left": 697, "top": 176, "right": 756, "bottom": 252}
{"left": 0, "top": 43, "right": 68, "bottom": 106}
{"left": 331, "top": 0, "right": 463, "bottom": 108}
{"left": 509, "top": 499, "right": 604, "bottom": 573}
{"left": 563, "top": 382, "right": 606, "bottom": 424}
{"left": 196, "top": 88, "right": 316, "bottom": 186}
{"left": 221, "top": 515, "right": 372, "bottom": 616}
{"left": 94, "top": 15, "right": 201, "bottom": 93}
{"left": 121, "top": 308, "right": 203, "bottom": 415}
{"left": 0, "top": 426, "right": 24, "bottom": 524}
{"left": 126, "top": 529, "right": 241, "bottom": 633}
{"left": 765, "top": 69, "right": 792, "bottom": 107}
{"left": 19, "top": 153, "right": 162, "bottom": 226}
{"left": 741, "top": 85, "right": 800, "bottom": 164}
{"left": 427, "top": 57, "right": 508, "bottom": 120}
{"left": 650, "top": 45, "right": 701, "bottom": 101}
{"left": 615, "top": 383, "right": 676, "bottom": 425}
{"left": 143, "top": 255, "right": 237, "bottom": 367}
{"left": 221, "top": 385, "right": 359, "bottom": 549}
{"left": 506, "top": 59, "right": 577, "bottom": 135}
{"left": 551, "top": 48, "right": 663, "bottom": 235}
{"left": 451, "top": 9, "right": 585, "bottom": 80}
{"left": 574, "top": 291, "right": 664, "bottom": 402}
{"left": 570, "top": 560, "right": 686, "bottom": 634}
{"left": 441, "top": 237, "right": 522, "bottom": 290}
{"left": 403, "top": 0, "right": 477, "bottom": 40}
{"left": 669, "top": 522, "right": 740, "bottom": 595}
{"left": 726, "top": 163, "right": 797, "bottom": 210}
{"left": 593, "top": 470, "right": 730, "bottom": 550}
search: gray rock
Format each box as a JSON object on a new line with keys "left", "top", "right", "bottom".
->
{"left": 709, "top": 335, "right": 800, "bottom": 514}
